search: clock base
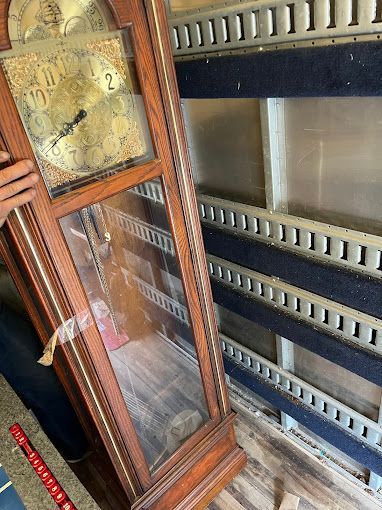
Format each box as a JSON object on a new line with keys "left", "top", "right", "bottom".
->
{"left": 133, "top": 413, "right": 246, "bottom": 510}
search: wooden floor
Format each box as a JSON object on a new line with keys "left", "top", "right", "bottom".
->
{"left": 72, "top": 396, "right": 382, "bottom": 510}
{"left": 208, "top": 401, "right": 382, "bottom": 510}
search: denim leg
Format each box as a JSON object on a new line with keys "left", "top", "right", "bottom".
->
{"left": 0, "top": 301, "right": 88, "bottom": 459}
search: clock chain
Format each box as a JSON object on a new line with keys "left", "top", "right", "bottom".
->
{"left": 79, "top": 205, "right": 120, "bottom": 335}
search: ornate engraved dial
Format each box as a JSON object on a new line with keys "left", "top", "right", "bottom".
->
{"left": 21, "top": 45, "right": 137, "bottom": 176}
{"left": 8, "top": 0, "right": 108, "bottom": 44}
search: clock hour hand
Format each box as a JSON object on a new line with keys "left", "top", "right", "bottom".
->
{"left": 43, "top": 109, "right": 87, "bottom": 154}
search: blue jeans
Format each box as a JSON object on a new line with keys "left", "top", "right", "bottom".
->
{"left": 0, "top": 301, "right": 88, "bottom": 460}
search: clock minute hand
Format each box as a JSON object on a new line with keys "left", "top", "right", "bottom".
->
{"left": 43, "top": 109, "right": 87, "bottom": 154}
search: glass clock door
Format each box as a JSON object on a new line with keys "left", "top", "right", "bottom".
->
{"left": 60, "top": 178, "right": 210, "bottom": 472}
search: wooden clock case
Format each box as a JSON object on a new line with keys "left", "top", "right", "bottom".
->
{"left": 0, "top": 0, "right": 246, "bottom": 508}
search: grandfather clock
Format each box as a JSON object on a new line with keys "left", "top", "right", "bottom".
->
{"left": 0, "top": 0, "right": 245, "bottom": 507}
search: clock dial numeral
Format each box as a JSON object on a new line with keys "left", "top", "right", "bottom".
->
{"left": 112, "top": 116, "right": 130, "bottom": 137}
{"left": 29, "top": 112, "right": 52, "bottom": 137}
{"left": 85, "top": 2, "right": 97, "bottom": 16}
{"left": 111, "top": 94, "right": 128, "bottom": 114}
{"left": 105, "top": 72, "right": 115, "bottom": 91}
{"left": 26, "top": 87, "right": 49, "bottom": 110}
{"left": 51, "top": 144, "right": 62, "bottom": 157}
{"left": 102, "top": 135, "right": 121, "bottom": 158}
{"left": 85, "top": 57, "right": 100, "bottom": 78}
{"left": 37, "top": 66, "right": 58, "bottom": 88}
{"left": 86, "top": 146, "right": 105, "bottom": 167}
{"left": 57, "top": 53, "right": 80, "bottom": 76}
{"left": 68, "top": 148, "right": 85, "bottom": 167}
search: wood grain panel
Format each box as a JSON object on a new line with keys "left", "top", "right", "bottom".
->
{"left": 53, "top": 160, "right": 162, "bottom": 218}
{"left": 133, "top": 418, "right": 245, "bottom": 510}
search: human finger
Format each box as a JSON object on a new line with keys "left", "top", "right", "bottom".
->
{"left": 0, "top": 160, "right": 34, "bottom": 187}
{"left": 0, "top": 172, "right": 39, "bottom": 201}
{"left": 0, "top": 188, "right": 37, "bottom": 219}
{"left": 0, "top": 151, "right": 10, "bottom": 163}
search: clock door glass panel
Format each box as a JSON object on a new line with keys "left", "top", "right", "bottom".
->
{"left": 0, "top": 29, "right": 154, "bottom": 198}
{"left": 59, "top": 178, "right": 210, "bottom": 472}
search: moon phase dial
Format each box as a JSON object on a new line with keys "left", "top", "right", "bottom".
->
{"left": 8, "top": 0, "right": 108, "bottom": 45}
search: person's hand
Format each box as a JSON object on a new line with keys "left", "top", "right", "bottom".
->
{"left": 0, "top": 151, "right": 39, "bottom": 228}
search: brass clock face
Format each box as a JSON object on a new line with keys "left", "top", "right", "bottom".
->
{"left": 22, "top": 46, "right": 134, "bottom": 175}
{"left": 3, "top": 0, "right": 152, "bottom": 196}
{"left": 1, "top": 31, "right": 151, "bottom": 195}
{"left": 8, "top": 0, "right": 108, "bottom": 44}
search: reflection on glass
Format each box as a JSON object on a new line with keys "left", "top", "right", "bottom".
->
{"left": 60, "top": 178, "right": 209, "bottom": 471}
{"left": 1, "top": 28, "right": 154, "bottom": 198}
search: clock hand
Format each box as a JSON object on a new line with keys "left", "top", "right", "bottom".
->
{"left": 43, "top": 109, "right": 87, "bottom": 154}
